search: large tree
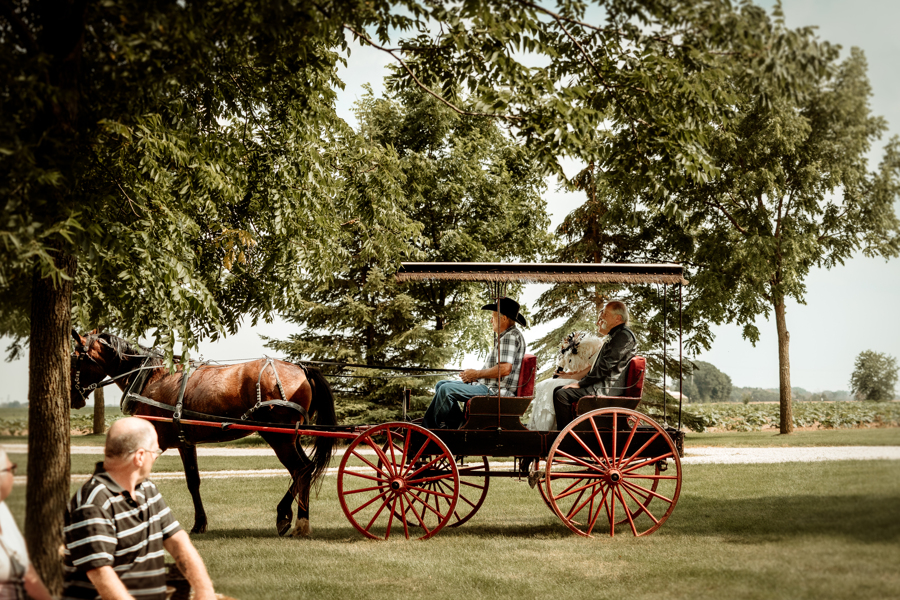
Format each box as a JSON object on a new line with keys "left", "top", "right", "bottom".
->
{"left": 658, "top": 32, "right": 900, "bottom": 432}
{"left": 2, "top": 0, "right": 797, "bottom": 588}
{"left": 267, "top": 87, "right": 550, "bottom": 422}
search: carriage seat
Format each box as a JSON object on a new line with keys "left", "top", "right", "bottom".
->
{"left": 460, "top": 354, "right": 537, "bottom": 431}
{"left": 574, "top": 355, "right": 646, "bottom": 416}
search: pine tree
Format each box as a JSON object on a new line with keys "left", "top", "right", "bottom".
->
{"left": 267, "top": 88, "right": 550, "bottom": 422}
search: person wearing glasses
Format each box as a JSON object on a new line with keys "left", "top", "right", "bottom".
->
{"left": 0, "top": 449, "right": 53, "bottom": 600}
{"left": 62, "top": 418, "right": 216, "bottom": 600}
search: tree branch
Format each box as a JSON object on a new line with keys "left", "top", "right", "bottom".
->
{"left": 343, "top": 24, "right": 521, "bottom": 122}
{"left": 707, "top": 198, "right": 748, "bottom": 234}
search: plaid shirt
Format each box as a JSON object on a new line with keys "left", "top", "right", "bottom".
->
{"left": 476, "top": 324, "right": 526, "bottom": 396}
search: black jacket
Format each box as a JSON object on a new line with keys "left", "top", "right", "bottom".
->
{"left": 577, "top": 323, "right": 637, "bottom": 396}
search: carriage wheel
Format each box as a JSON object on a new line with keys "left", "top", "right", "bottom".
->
{"left": 381, "top": 449, "right": 489, "bottom": 528}
{"left": 337, "top": 422, "right": 459, "bottom": 540}
{"left": 545, "top": 408, "right": 681, "bottom": 537}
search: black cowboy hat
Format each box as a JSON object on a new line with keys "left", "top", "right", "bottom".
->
{"left": 480, "top": 297, "right": 528, "bottom": 327}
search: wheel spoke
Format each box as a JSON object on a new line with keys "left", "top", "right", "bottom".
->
{"left": 342, "top": 471, "right": 389, "bottom": 485}
{"left": 405, "top": 454, "right": 449, "bottom": 481}
{"left": 618, "top": 432, "right": 663, "bottom": 471}
{"left": 406, "top": 489, "right": 447, "bottom": 520}
{"left": 553, "top": 448, "right": 605, "bottom": 473}
{"left": 407, "top": 484, "right": 456, "bottom": 501}
{"left": 621, "top": 452, "right": 674, "bottom": 475}
{"left": 343, "top": 481, "right": 390, "bottom": 495}
{"left": 618, "top": 414, "right": 641, "bottom": 464}
{"left": 567, "top": 429, "right": 607, "bottom": 467}
{"left": 351, "top": 450, "right": 392, "bottom": 479}
{"left": 567, "top": 481, "right": 605, "bottom": 523}
{"left": 399, "top": 493, "right": 414, "bottom": 539}
{"left": 589, "top": 416, "right": 612, "bottom": 464}
{"left": 621, "top": 479, "right": 674, "bottom": 505}
{"left": 404, "top": 491, "right": 431, "bottom": 534}
{"left": 348, "top": 488, "right": 391, "bottom": 516}
{"left": 614, "top": 487, "right": 639, "bottom": 536}
{"left": 586, "top": 483, "right": 612, "bottom": 536}
{"left": 621, "top": 484, "right": 661, "bottom": 525}
{"left": 554, "top": 477, "right": 603, "bottom": 502}
{"left": 623, "top": 473, "right": 678, "bottom": 481}
{"left": 364, "top": 491, "right": 392, "bottom": 530}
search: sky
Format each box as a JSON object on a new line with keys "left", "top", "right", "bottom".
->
{"left": 2, "top": 0, "right": 899, "bottom": 404}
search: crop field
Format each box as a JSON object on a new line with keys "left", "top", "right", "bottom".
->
{"left": 688, "top": 401, "right": 900, "bottom": 431}
{"left": 4, "top": 426, "right": 900, "bottom": 600}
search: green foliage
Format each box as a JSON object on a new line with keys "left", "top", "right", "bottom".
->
{"left": 265, "top": 88, "right": 549, "bottom": 418}
{"left": 850, "top": 350, "right": 899, "bottom": 402}
{"left": 562, "top": 5, "right": 900, "bottom": 430}
{"left": 683, "top": 360, "right": 733, "bottom": 403}
{"left": 691, "top": 401, "right": 900, "bottom": 432}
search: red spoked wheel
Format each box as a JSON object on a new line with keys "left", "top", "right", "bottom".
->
{"left": 381, "top": 451, "right": 489, "bottom": 529}
{"left": 545, "top": 408, "right": 681, "bottom": 537}
{"left": 337, "top": 422, "right": 459, "bottom": 540}
{"left": 448, "top": 456, "right": 490, "bottom": 527}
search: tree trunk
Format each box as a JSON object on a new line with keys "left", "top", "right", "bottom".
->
{"left": 774, "top": 297, "right": 793, "bottom": 434}
{"left": 26, "top": 250, "right": 76, "bottom": 595}
{"left": 92, "top": 387, "right": 105, "bottom": 434}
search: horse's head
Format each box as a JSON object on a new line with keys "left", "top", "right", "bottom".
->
{"left": 70, "top": 329, "right": 110, "bottom": 409}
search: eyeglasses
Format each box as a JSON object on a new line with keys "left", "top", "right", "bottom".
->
{"left": 0, "top": 463, "right": 17, "bottom": 475}
{"left": 128, "top": 448, "right": 163, "bottom": 458}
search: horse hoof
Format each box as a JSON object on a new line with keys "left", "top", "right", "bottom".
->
{"left": 276, "top": 516, "right": 292, "bottom": 537}
{"left": 290, "top": 518, "right": 310, "bottom": 538}
{"left": 191, "top": 523, "right": 207, "bottom": 534}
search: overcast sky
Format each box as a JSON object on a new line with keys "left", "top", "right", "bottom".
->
{"left": 2, "top": 0, "right": 898, "bottom": 404}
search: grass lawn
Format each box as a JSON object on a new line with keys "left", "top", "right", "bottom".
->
{"left": 7, "top": 459, "right": 897, "bottom": 600}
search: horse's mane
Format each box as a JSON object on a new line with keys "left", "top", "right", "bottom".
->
{"left": 96, "top": 332, "right": 166, "bottom": 368}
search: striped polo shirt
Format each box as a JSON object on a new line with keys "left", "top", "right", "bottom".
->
{"left": 62, "top": 463, "right": 183, "bottom": 600}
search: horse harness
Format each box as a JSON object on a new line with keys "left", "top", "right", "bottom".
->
{"left": 120, "top": 357, "right": 310, "bottom": 440}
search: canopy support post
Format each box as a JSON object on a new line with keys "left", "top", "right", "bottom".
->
{"left": 678, "top": 283, "right": 683, "bottom": 431}
{"left": 663, "top": 284, "right": 668, "bottom": 426}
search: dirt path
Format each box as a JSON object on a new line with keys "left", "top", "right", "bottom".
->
{"left": 7, "top": 443, "right": 900, "bottom": 483}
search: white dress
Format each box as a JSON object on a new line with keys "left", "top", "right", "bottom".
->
{"left": 527, "top": 377, "right": 579, "bottom": 431}
{"left": 526, "top": 333, "right": 607, "bottom": 431}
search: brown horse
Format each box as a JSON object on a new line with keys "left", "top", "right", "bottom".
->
{"left": 70, "top": 330, "right": 336, "bottom": 538}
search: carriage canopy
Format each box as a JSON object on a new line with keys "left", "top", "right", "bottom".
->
{"left": 395, "top": 262, "right": 687, "bottom": 285}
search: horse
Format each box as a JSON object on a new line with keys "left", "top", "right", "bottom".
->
{"left": 70, "top": 329, "right": 337, "bottom": 538}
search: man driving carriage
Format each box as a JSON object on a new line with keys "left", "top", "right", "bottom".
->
{"left": 422, "top": 297, "right": 527, "bottom": 429}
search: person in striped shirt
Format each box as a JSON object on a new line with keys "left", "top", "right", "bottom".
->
{"left": 63, "top": 418, "right": 216, "bottom": 600}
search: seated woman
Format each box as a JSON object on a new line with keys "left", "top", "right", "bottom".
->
{"left": 527, "top": 331, "right": 605, "bottom": 431}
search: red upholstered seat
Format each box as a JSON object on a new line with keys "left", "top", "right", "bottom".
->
{"left": 516, "top": 354, "right": 537, "bottom": 397}
{"left": 574, "top": 356, "right": 646, "bottom": 416}
{"left": 460, "top": 353, "right": 537, "bottom": 430}
{"left": 624, "top": 355, "right": 646, "bottom": 398}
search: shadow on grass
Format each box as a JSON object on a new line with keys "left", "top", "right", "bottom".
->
{"left": 193, "top": 491, "right": 900, "bottom": 544}
{"left": 197, "top": 522, "right": 570, "bottom": 542}
{"left": 664, "top": 492, "right": 900, "bottom": 543}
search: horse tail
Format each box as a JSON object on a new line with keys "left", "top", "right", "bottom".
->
{"left": 305, "top": 366, "right": 337, "bottom": 490}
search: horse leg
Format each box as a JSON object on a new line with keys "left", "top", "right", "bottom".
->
{"left": 290, "top": 470, "right": 312, "bottom": 539}
{"left": 178, "top": 444, "right": 208, "bottom": 534}
{"left": 276, "top": 490, "right": 293, "bottom": 537}
{"left": 261, "top": 432, "right": 314, "bottom": 538}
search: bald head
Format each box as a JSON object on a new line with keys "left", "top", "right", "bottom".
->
{"left": 105, "top": 418, "right": 157, "bottom": 460}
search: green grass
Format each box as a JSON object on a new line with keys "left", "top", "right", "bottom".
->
{"left": 7, "top": 459, "right": 897, "bottom": 600}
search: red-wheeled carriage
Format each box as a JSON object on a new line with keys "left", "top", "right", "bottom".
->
{"left": 142, "top": 262, "right": 688, "bottom": 540}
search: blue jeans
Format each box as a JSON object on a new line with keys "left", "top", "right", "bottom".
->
{"left": 422, "top": 380, "right": 492, "bottom": 429}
